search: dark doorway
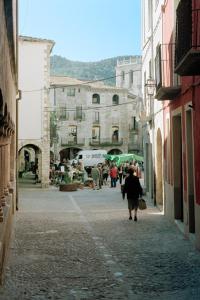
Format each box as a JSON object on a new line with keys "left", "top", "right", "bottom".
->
{"left": 173, "top": 115, "right": 183, "bottom": 221}
{"left": 186, "top": 110, "right": 195, "bottom": 233}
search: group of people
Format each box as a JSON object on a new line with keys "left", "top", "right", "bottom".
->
{"left": 89, "top": 161, "right": 141, "bottom": 189}
{"left": 90, "top": 161, "right": 143, "bottom": 221}
{"left": 50, "top": 158, "right": 143, "bottom": 221}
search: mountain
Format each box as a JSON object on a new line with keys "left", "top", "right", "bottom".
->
{"left": 50, "top": 55, "right": 137, "bottom": 86}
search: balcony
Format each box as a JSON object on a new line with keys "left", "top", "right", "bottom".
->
{"left": 93, "top": 119, "right": 100, "bottom": 125}
{"left": 74, "top": 112, "right": 85, "bottom": 121}
{"left": 155, "top": 44, "right": 181, "bottom": 100}
{"left": 128, "top": 142, "right": 140, "bottom": 152}
{"left": 59, "top": 111, "right": 69, "bottom": 121}
{"left": 61, "top": 138, "right": 85, "bottom": 147}
{"left": 89, "top": 138, "right": 123, "bottom": 147}
{"left": 175, "top": 1, "right": 200, "bottom": 76}
{"left": 129, "top": 125, "right": 138, "bottom": 133}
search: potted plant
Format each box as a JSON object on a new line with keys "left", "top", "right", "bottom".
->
{"left": 59, "top": 172, "right": 77, "bottom": 192}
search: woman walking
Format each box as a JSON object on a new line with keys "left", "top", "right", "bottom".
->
{"left": 122, "top": 168, "right": 143, "bottom": 221}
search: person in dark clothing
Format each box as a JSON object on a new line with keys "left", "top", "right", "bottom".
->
{"left": 122, "top": 168, "right": 143, "bottom": 221}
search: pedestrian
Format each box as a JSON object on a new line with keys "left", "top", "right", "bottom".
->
{"left": 122, "top": 168, "right": 143, "bottom": 221}
{"left": 118, "top": 164, "right": 123, "bottom": 185}
{"left": 102, "top": 164, "right": 109, "bottom": 185}
{"left": 110, "top": 164, "right": 118, "bottom": 188}
{"left": 91, "top": 165, "right": 100, "bottom": 190}
{"left": 98, "top": 164, "right": 103, "bottom": 189}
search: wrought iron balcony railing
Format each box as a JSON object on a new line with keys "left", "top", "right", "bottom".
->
{"left": 61, "top": 138, "right": 85, "bottom": 147}
{"left": 89, "top": 138, "right": 123, "bottom": 146}
{"left": 128, "top": 143, "right": 140, "bottom": 151}
{"left": 175, "top": 0, "right": 200, "bottom": 75}
{"left": 155, "top": 43, "right": 181, "bottom": 100}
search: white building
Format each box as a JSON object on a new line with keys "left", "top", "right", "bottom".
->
{"left": 116, "top": 56, "right": 143, "bottom": 154}
{"left": 141, "top": 0, "right": 164, "bottom": 208}
{"left": 116, "top": 56, "right": 142, "bottom": 96}
{"left": 49, "top": 76, "right": 137, "bottom": 161}
{"left": 18, "top": 36, "right": 54, "bottom": 187}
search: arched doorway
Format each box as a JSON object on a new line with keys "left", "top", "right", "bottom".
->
{"left": 108, "top": 149, "right": 122, "bottom": 155}
{"left": 59, "top": 147, "right": 82, "bottom": 162}
{"left": 18, "top": 144, "right": 42, "bottom": 186}
{"left": 156, "top": 129, "right": 163, "bottom": 206}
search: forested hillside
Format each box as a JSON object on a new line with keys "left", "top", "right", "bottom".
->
{"left": 50, "top": 55, "right": 135, "bottom": 86}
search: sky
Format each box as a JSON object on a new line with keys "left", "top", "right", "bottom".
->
{"left": 19, "top": 0, "right": 141, "bottom": 62}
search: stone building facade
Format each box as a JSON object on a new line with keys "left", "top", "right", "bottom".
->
{"left": 49, "top": 76, "right": 136, "bottom": 161}
{"left": 115, "top": 57, "right": 143, "bottom": 155}
{"left": 18, "top": 36, "right": 54, "bottom": 187}
{"left": 0, "top": 0, "right": 18, "bottom": 282}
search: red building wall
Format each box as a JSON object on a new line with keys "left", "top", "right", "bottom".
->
{"left": 163, "top": 0, "right": 200, "bottom": 206}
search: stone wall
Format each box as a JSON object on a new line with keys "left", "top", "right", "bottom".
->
{"left": 0, "top": 0, "right": 18, "bottom": 283}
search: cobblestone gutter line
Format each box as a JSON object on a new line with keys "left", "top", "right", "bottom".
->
{"left": 70, "top": 194, "right": 137, "bottom": 299}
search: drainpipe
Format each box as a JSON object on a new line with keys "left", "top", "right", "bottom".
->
{"left": 150, "top": 0, "right": 155, "bottom": 205}
{"left": 15, "top": 0, "right": 20, "bottom": 211}
{"left": 16, "top": 90, "right": 21, "bottom": 210}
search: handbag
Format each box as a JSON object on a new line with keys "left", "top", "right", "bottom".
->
{"left": 138, "top": 198, "right": 147, "bottom": 210}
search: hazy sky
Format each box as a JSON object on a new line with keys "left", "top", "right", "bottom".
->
{"left": 19, "top": 0, "right": 141, "bottom": 62}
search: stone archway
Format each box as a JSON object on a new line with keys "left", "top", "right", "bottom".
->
{"left": 18, "top": 144, "right": 42, "bottom": 186}
{"left": 108, "top": 148, "right": 123, "bottom": 155}
{"left": 156, "top": 129, "right": 163, "bottom": 206}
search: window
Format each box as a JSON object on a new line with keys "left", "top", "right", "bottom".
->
{"left": 149, "top": 59, "right": 152, "bottom": 78}
{"left": 93, "top": 111, "right": 100, "bottom": 123}
{"left": 133, "top": 117, "right": 138, "bottom": 130}
{"left": 69, "top": 125, "right": 77, "bottom": 143}
{"left": 59, "top": 106, "right": 66, "bottom": 120}
{"left": 75, "top": 106, "right": 82, "bottom": 120}
{"left": 112, "top": 94, "right": 119, "bottom": 105}
{"left": 130, "top": 70, "right": 134, "bottom": 85}
{"left": 144, "top": 71, "right": 147, "bottom": 102}
{"left": 67, "top": 88, "right": 75, "bottom": 96}
{"left": 92, "top": 94, "right": 100, "bottom": 104}
{"left": 122, "top": 71, "right": 125, "bottom": 81}
{"left": 155, "top": 44, "right": 162, "bottom": 89}
{"left": 148, "top": 0, "right": 152, "bottom": 30}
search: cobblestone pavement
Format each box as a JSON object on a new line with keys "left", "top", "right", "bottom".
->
{"left": 0, "top": 184, "right": 200, "bottom": 299}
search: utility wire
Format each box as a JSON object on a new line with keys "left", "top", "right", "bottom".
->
{"left": 21, "top": 69, "right": 141, "bottom": 93}
{"left": 44, "top": 99, "right": 138, "bottom": 113}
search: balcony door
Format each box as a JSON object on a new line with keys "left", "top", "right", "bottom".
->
{"left": 92, "top": 126, "right": 100, "bottom": 143}
{"left": 186, "top": 109, "right": 195, "bottom": 233}
{"left": 173, "top": 114, "right": 183, "bottom": 222}
{"left": 69, "top": 125, "right": 77, "bottom": 143}
{"left": 112, "top": 126, "right": 119, "bottom": 142}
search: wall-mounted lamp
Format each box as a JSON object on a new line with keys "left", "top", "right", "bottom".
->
{"left": 145, "top": 78, "right": 156, "bottom": 96}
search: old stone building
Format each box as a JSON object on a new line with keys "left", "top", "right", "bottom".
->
{"left": 18, "top": 36, "right": 54, "bottom": 187}
{"left": 49, "top": 76, "right": 137, "bottom": 161}
{"left": 0, "top": 0, "right": 18, "bottom": 282}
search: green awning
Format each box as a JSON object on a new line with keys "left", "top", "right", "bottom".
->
{"left": 104, "top": 153, "right": 144, "bottom": 166}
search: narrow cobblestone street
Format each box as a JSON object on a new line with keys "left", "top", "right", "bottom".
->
{"left": 0, "top": 185, "right": 200, "bottom": 300}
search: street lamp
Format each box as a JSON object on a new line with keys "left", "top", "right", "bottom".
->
{"left": 145, "top": 77, "right": 156, "bottom": 96}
